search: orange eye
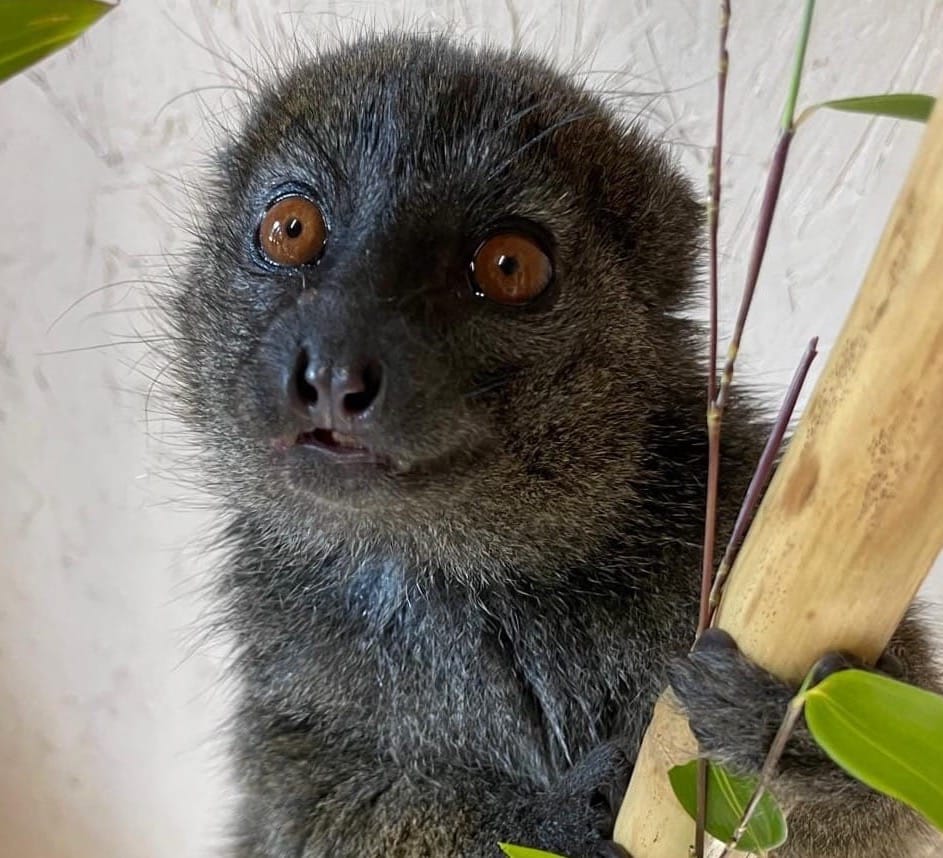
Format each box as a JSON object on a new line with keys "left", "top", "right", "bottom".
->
{"left": 258, "top": 195, "right": 327, "bottom": 266}
{"left": 470, "top": 232, "right": 553, "bottom": 305}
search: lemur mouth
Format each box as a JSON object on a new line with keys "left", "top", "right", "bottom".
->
{"left": 294, "top": 427, "right": 391, "bottom": 466}
{"left": 298, "top": 427, "right": 364, "bottom": 451}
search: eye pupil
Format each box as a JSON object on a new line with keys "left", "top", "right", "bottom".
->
{"left": 497, "top": 255, "right": 518, "bottom": 276}
{"left": 285, "top": 218, "right": 303, "bottom": 239}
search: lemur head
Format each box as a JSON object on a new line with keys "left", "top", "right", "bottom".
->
{"left": 168, "top": 34, "right": 702, "bottom": 580}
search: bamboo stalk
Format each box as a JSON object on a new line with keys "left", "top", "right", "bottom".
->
{"left": 613, "top": 90, "right": 943, "bottom": 857}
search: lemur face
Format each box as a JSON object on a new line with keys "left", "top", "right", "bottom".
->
{"left": 169, "top": 35, "right": 701, "bottom": 571}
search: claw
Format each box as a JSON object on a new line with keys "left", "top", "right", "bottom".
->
{"left": 692, "top": 627, "right": 739, "bottom": 654}
{"left": 809, "top": 648, "right": 905, "bottom": 687}
{"left": 596, "top": 755, "right": 630, "bottom": 820}
{"left": 809, "top": 651, "right": 855, "bottom": 687}
{"left": 876, "top": 650, "right": 905, "bottom": 679}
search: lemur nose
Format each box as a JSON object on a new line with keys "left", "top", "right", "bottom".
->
{"left": 289, "top": 350, "right": 384, "bottom": 426}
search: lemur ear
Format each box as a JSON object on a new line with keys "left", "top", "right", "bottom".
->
{"left": 551, "top": 117, "right": 703, "bottom": 311}
{"left": 606, "top": 143, "right": 703, "bottom": 310}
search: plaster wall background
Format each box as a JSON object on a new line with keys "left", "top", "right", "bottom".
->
{"left": 0, "top": 2, "right": 941, "bottom": 856}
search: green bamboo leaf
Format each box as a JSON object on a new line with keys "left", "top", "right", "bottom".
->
{"left": 668, "top": 759, "right": 788, "bottom": 852}
{"left": 815, "top": 94, "right": 935, "bottom": 124}
{"left": 498, "top": 843, "right": 568, "bottom": 858}
{"left": 804, "top": 669, "right": 943, "bottom": 831}
{"left": 0, "top": 0, "right": 115, "bottom": 84}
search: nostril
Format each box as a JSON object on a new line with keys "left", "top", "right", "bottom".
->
{"left": 342, "top": 360, "right": 383, "bottom": 416}
{"left": 289, "top": 350, "right": 383, "bottom": 422}
{"left": 293, "top": 349, "right": 320, "bottom": 407}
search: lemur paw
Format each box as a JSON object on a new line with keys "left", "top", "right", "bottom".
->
{"left": 559, "top": 741, "right": 632, "bottom": 840}
{"left": 666, "top": 629, "right": 904, "bottom": 783}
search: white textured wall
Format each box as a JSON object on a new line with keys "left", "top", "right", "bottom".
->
{"left": 0, "top": 2, "right": 941, "bottom": 857}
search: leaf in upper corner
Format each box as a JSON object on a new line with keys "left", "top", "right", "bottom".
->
{"left": 0, "top": 0, "right": 115, "bottom": 84}
{"left": 498, "top": 843, "right": 569, "bottom": 858}
{"left": 804, "top": 668, "right": 943, "bottom": 831}
{"left": 814, "top": 93, "right": 936, "bottom": 123}
{"left": 668, "top": 759, "right": 788, "bottom": 852}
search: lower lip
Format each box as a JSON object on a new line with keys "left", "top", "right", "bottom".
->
{"left": 292, "top": 431, "right": 390, "bottom": 466}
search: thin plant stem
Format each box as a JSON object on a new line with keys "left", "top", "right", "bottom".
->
{"left": 781, "top": 0, "right": 817, "bottom": 130}
{"left": 718, "top": 667, "right": 819, "bottom": 858}
{"left": 707, "top": 0, "right": 731, "bottom": 407}
{"left": 696, "top": 0, "right": 732, "bottom": 636}
{"left": 714, "top": 0, "right": 815, "bottom": 413}
{"left": 695, "top": 756, "right": 709, "bottom": 858}
{"left": 695, "top": 5, "right": 732, "bottom": 853}
{"left": 698, "top": 404, "right": 723, "bottom": 636}
{"left": 713, "top": 129, "right": 793, "bottom": 412}
{"left": 708, "top": 337, "right": 819, "bottom": 621}
{"left": 717, "top": 697, "right": 805, "bottom": 857}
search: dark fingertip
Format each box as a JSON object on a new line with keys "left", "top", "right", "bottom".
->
{"left": 599, "top": 776, "right": 628, "bottom": 818}
{"left": 810, "top": 651, "right": 853, "bottom": 686}
{"left": 876, "top": 650, "right": 905, "bottom": 679}
{"left": 693, "top": 628, "right": 738, "bottom": 654}
{"left": 595, "top": 841, "right": 631, "bottom": 858}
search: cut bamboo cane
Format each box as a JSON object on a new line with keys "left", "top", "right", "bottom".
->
{"left": 613, "top": 90, "right": 943, "bottom": 858}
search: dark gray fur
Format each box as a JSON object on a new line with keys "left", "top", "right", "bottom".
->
{"left": 165, "top": 33, "right": 941, "bottom": 858}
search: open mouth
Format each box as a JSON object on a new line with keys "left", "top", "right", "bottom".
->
{"left": 294, "top": 427, "right": 389, "bottom": 465}
{"left": 298, "top": 427, "right": 365, "bottom": 451}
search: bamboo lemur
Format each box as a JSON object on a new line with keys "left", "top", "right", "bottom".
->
{"left": 167, "top": 33, "right": 941, "bottom": 858}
